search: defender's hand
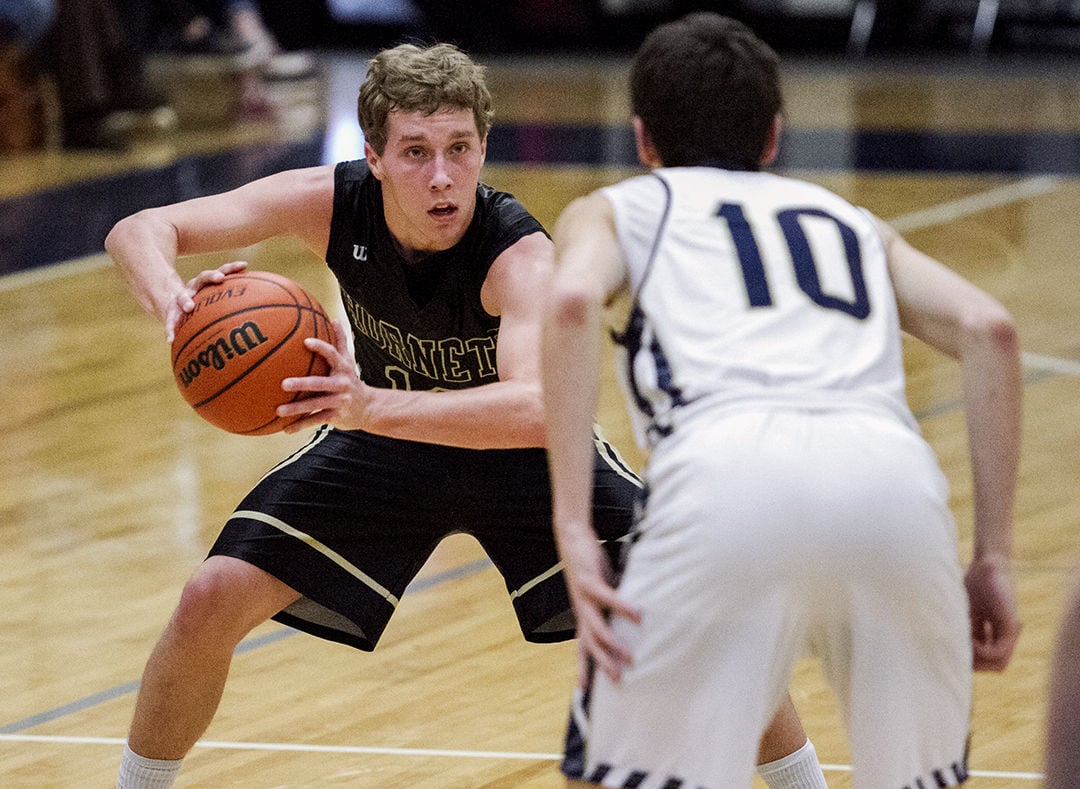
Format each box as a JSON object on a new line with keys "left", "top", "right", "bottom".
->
{"left": 966, "top": 553, "right": 1022, "bottom": 672}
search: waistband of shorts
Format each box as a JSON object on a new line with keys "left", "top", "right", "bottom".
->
{"left": 662, "top": 388, "right": 919, "bottom": 435}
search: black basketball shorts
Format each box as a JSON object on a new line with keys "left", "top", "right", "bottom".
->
{"left": 209, "top": 426, "right": 640, "bottom": 651}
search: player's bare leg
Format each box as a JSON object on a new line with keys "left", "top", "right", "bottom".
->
{"left": 757, "top": 695, "right": 828, "bottom": 788}
{"left": 757, "top": 695, "right": 809, "bottom": 764}
{"left": 127, "top": 556, "right": 301, "bottom": 759}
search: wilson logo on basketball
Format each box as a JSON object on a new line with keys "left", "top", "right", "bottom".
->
{"left": 177, "top": 321, "right": 270, "bottom": 388}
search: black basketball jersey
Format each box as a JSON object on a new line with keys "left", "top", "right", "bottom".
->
{"left": 325, "top": 159, "right": 547, "bottom": 392}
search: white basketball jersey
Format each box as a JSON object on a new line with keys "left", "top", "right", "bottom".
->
{"left": 602, "top": 167, "right": 916, "bottom": 449}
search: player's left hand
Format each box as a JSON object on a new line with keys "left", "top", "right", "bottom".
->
{"left": 165, "top": 260, "right": 249, "bottom": 342}
{"left": 277, "top": 319, "right": 377, "bottom": 433}
{"left": 966, "top": 552, "right": 1022, "bottom": 671}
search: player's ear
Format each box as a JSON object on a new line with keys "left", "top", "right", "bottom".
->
{"left": 365, "top": 141, "right": 383, "bottom": 179}
{"left": 478, "top": 133, "right": 488, "bottom": 167}
{"left": 633, "top": 116, "right": 662, "bottom": 169}
{"left": 760, "top": 113, "right": 782, "bottom": 167}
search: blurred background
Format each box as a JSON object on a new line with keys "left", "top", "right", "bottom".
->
{"left": 229, "top": 0, "right": 1080, "bottom": 57}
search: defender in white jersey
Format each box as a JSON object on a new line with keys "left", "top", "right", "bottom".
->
{"left": 542, "top": 12, "right": 1022, "bottom": 789}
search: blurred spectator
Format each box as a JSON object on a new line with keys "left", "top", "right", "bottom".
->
{"left": 123, "top": 0, "right": 251, "bottom": 61}
{"left": 0, "top": 0, "right": 55, "bottom": 44}
{"left": 0, "top": 0, "right": 55, "bottom": 151}
{"left": 124, "top": 0, "right": 317, "bottom": 79}
{"left": 49, "top": 0, "right": 176, "bottom": 149}
{"left": 228, "top": 0, "right": 318, "bottom": 81}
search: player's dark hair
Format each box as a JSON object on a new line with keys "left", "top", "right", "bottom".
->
{"left": 630, "top": 12, "right": 782, "bottom": 170}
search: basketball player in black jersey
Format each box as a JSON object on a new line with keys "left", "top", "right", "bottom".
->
{"left": 105, "top": 42, "right": 826, "bottom": 788}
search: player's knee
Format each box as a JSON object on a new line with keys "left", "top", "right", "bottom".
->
{"left": 172, "top": 572, "right": 238, "bottom": 638}
{"left": 171, "top": 559, "right": 277, "bottom": 641}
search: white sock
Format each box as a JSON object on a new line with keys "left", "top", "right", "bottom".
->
{"left": 116, "top": 743, "right": 183, "bottom": 789}
{"left": 757, "top": 738, "right": 829, "bottom": 789}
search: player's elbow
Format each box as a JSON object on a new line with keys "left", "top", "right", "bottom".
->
{"left": 105, "top": 208, "right": 173, "bottom": 263}
{"left": 549, "top": 279, "right": 603, "bottom": 330}
{"left": 103, "top": 213, "right": 136, "bottom": 259}
{"left": 493, "top": 378, "right": 545, "bottom": 447}
{"left": 519, "top": 387, "right": 548, "bottom": 446}
{"left": 960, "top": 298, "right": 1018, "bottom": 358}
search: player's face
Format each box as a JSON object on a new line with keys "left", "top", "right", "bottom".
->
{"left": 366, "top": 107, "right": 487, "bottom": 256}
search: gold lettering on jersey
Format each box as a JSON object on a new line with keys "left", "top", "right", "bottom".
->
{"left": 379, "top": 322, "right": 407, "bottom": 367}
{"left": 341, "top": 291, "right": 497, "bottom": 385}
{"left": 441, "top": 338, "right": 469, "bottom": 382}
{"left": 406, "top": 335, "right": 440, "bottom": 378}
{"left": 465, "top": 336, "right": 497, "bottom": 373}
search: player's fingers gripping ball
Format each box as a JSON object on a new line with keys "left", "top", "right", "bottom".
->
{"left": 171, "top": 270, "right": 333, "bottom": 435}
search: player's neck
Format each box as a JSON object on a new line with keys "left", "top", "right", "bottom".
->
{"left": 390, "top": 235, "right": 437, "bottom": 266}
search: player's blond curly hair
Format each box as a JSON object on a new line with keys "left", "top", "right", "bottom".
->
{"left": 358, "top": 43, "right": 495, "bottom": 155}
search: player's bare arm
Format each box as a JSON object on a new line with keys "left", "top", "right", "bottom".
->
{"left": 104, "top": 166, "right": 336, "bottom": 340}
{"left": 279, "top": 231, "right": 554, "bottom": 449}
{"left": 880, "top": 217, "right": 1023, "bottom": 671}
{"left": 544, "top": 192, "right": 639, "bottom": 685}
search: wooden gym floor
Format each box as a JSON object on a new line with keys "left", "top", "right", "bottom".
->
{"left": 2, "top": 40, "right": 1080, "bottom": 788}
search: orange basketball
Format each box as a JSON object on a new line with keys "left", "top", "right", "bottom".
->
{"left": 171, "top": 271, "right": 333, "bottom": 435}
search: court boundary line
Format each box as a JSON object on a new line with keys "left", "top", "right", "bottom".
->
{"left": 1021, "top": 351, "right": 1080, "bottom": 377}
{"left": 0, "top": 734, "right": 1046, "bottom": 781}
{"left": 888, "top": 176, "right": 1059, "bottom": 233}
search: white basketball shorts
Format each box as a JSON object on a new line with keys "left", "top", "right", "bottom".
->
{"left": 570, "top": 404, "right": 971, "bottom": 789}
